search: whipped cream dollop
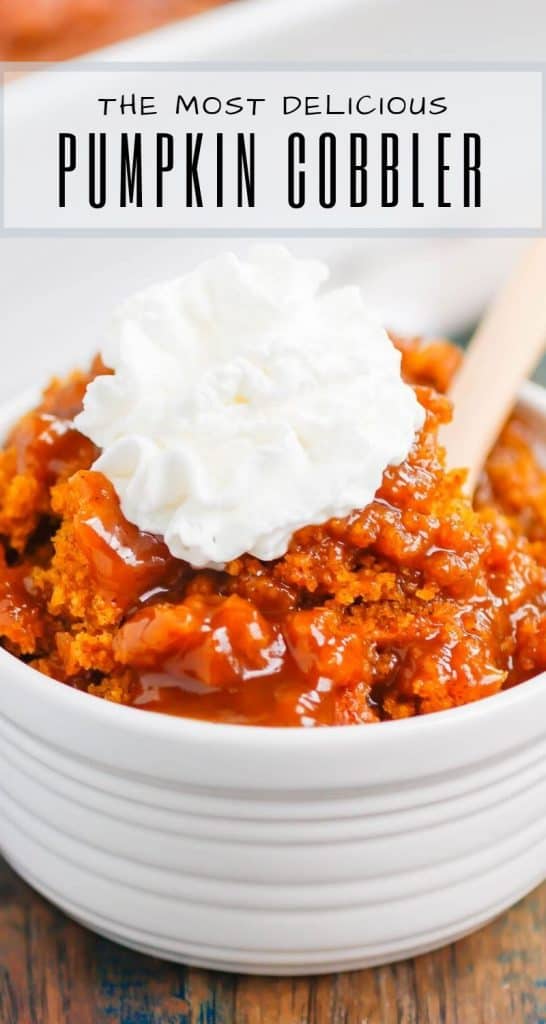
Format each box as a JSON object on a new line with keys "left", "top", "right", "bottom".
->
{"left": 75, "top": 245, "right": 425, "bottom": 570}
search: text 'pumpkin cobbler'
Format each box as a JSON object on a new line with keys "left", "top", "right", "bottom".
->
{"left": 2, "top": 246, "right": 546, "bottom": 727}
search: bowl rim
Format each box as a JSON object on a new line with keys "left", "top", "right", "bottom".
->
{"left": 2, "top": 380, "right": 546, "bottom": 751}
{"left": 2, "top": 638, "right": 546, "bottom": 747}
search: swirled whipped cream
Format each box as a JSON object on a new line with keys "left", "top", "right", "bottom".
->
{"left": 75, "top": 245, "right": 424, "bottom": 570}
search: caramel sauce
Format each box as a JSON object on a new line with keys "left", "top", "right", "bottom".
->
{"left": 10, "top": 411, "right": 98, "bottom": 485}
{"left": 0, "top": 554, "right": 44, "bottom": 655}
{"left": 70, "top": 470, "right": 184, "bottom": 612}
{"left": 6, "top": 360, "right": 108, "bottom": 487}
{"left": 115, "top": 594, "right": 362, "bottom": 727}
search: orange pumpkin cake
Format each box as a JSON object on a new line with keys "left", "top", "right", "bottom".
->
{"left": 2, "top": 335, "right": 546, "bottom": 727}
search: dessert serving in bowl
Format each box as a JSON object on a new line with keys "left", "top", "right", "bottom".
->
{"left": 1, "top": 246, "right": 546, "bottom": 973}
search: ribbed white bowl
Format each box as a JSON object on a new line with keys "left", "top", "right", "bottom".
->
{"left": 1, "top": 384, "right": 546, "bottom": 974}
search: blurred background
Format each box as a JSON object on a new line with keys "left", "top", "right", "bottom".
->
{"left": 1, "top": 0, "right": 545, "bottom": 401}
{"left": 2, "top": 0, "right": 546, "bottom": 62}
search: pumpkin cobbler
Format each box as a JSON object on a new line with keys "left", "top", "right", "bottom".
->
{"left": 2, "top": 337, "right": 546, "bottom": 727}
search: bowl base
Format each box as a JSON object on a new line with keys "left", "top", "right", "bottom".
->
{"left": 4, "top": 850, "right": 537, "bottom": 977}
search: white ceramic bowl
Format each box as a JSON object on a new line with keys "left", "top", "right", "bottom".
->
{"left": 1, "top": 384, "right": 546, "bottom": 975}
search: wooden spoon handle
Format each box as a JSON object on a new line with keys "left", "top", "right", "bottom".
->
{"left": 442, "top": 239, "right": 546, "bottom": 493}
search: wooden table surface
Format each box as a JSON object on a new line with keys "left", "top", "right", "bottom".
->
{"left": 2, "top": 857, "right": 546, "bottom": 1024}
